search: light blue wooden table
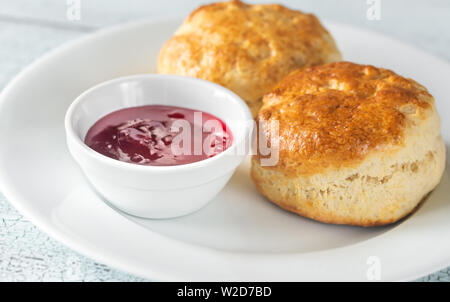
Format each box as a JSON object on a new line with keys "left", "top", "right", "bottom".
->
{"left": 0, "top": 0, "right": 449, "bottom": 281}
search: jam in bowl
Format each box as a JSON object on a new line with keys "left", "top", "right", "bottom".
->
{"left": 85, "top": 105, "right": 233, "bottom": 166}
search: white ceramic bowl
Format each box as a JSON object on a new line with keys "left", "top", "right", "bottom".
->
{"left": 65, "top": 74, "right": 252, "bottom": 218}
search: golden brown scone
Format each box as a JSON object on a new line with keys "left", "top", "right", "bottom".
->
{"left": 157, "top": 0, "right": 342, "bottom": 116}
{"left": 252, "top": 62, "right": 446, "bottom": 226}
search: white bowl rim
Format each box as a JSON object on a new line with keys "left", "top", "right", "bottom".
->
{"left": 64, "top": 74, "right": 253, "bottom": 173}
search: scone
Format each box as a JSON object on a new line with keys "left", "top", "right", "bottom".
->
{"left": 157, "top": 0, "right": 341, "bottom": 116}
{"left": 251, "top": 62, "right": 446, "bottom": 226}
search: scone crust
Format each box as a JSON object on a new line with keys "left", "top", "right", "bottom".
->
{"left": 257, "top": 61, "right": 435, "bottom": 176}
{"left": 252, "top": 61, "right": 446, "bottom": 226}
{"left": 157, "top": 0, "right": 341, "bottom": 116}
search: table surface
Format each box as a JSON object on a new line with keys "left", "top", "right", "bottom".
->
{"left": 0, "top": 0, "right": 449, "bottom": 282}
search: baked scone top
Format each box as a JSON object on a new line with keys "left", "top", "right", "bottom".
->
{"left": 258, "top": 62, "right": 436, "bottom": 175}
{"left": 158, "top": 0, "right": 341, "bottom": 115}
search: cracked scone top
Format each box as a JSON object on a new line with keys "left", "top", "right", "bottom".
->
{"left": 157, "top": 0, "right": 341, "bottom": 116}
{"left": 252, "top": 62, "right": 446, "bottom": 226}
{"left": 258, "top": 62, "right": 437, "bottom": 174}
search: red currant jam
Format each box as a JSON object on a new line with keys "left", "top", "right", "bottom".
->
{"left": 84, "top": 105, "right": 233, "bottom": 166}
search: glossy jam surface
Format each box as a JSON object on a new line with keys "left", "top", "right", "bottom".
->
{"left": 85, "top": 105, "right": 233, "bottom": 166}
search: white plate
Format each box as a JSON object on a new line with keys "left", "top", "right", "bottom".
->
{"left": 0, "top": 18, "right": 449, "bottom": 281}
